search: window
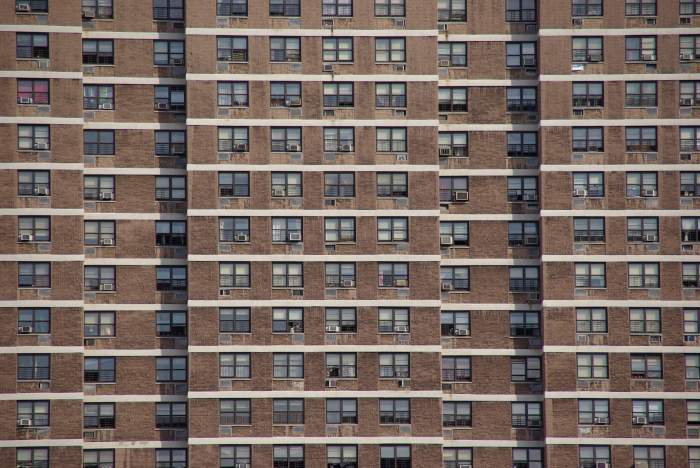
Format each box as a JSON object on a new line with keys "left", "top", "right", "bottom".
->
{"left": 441, "top": 311, "right": 470, "bottom": 337}
{"left": 272, "top": 263, "right": 303, "bottom": 288}
{"left": 220, "top": 399, "right": 250, "bottom": 425}
{"left": 326, "top": 353, "right": 356, "bottom": 378}
{"left": 682, "top": 36, "right": 700, "bottom": 60}
{"left": 18, "top": 308, "right": 50, "bottom": 334}
{"left": 682, "top": 173, "right": 700, "bottom": 197}
{"left": 323, "top": 37, "right": 353, "bottom": 62}
{"left": 17, "top": 79, "right": 49, "bottom": 105}
{"left": 578, "top": 399, "right": 609, "bottom": 424}
{"left": 154, "top": 85, "right": 185, "bottom": 112}
{"left": 577, "top": 353, "right": 609, "bottom": 379}
{"left": 512, "top": 402, "right": 542, "bottom": 427}
{"left": 375, "top": 38, "right": 405, "bottom": 63}
{"left": 438, "top": 0, "right": 466, "bottom": 21}
{"left": 572, "top": 127, "right": 603, "bottom": 152}
{"left": 156, "top": 357, "right": 186, "bottom": 382}
{"left": 510, "top": 311, "right": 540, "bottom": 337}
{"left": 83, "top": 85, "right": 116, "bottom": 112}
{"left": 270, "top": 37, "right": 301, "bottom": 62}
{"left": 512, "top": 448, "right": 543, "bottom": 468}
{"left": 573, "top": 172, "right": 604, "bottom": 197}
{"left": 156, "top": 311, "right": 187, "bottom": 337}
{"left": 16, "top": 33, "right": 49, "bottom": 59}
{"left": 438, "top": 42, "right": 467, "bottom": 67}
{"left": 84, "top": 266, "right": 116, "bottom": 292}
{"left": 19, "top": 216, "right": 50, "bottom": 242}
{"left": 155, "top": 402, "right": 187, "bottom": 429}
{"left": 626, "top": 127, "right": 657, "bottom": 152}
{"left": 219, "top": 307, "right": 250, "bottom": 333}
{"left": 84, "top": 356, "right": 115, "bottom": 383}
{"left": 633, "top": 400, "right": 664, "bottom": 425}
{"left": 325, "top": 263, "right": 355, "bottom": 288}
{"left": 572, "top": 82, "right": 603, "bottom": 108}
{"left": 379, "top": 262, "right": 408, "bottom": 288}
{"left": 440, "top": 176, "right": 469, "bottom": 203}
{"left": 378, "top": 308, "right": 409, "bottom": 333}
{"left": 576, "top": 308, "right": 607, "bottom": 333}
{"left": 16, "top": 0, "right": 48, "bottom": 12}
{"left": 626, "top": 172, "right": 658, "bottom": 198}
{"left": 273, "top": 400, "right": 305, "bottom": 426}
{"left": 376, "top": 128, "right": 407, "bottom": 152}
{"left": 687, "top": 309, "right": 700, "bottom": 335}
{"left": 155, "top": 176, "right": 186, "bottom": 201}
{"left": 16, "top": 448, "right": 48, "bottom": 468}
{"left": 506, "top": 41, "right": 537, "bottom": 68}
{"left": 220, "top": 446, "right": 251, "bottom": 467}
{"left": 220, "top": 353, "right": 250, "bottom": 378}
{"left": 507, "top": 176, "right": 538, "bottom": 201}
{"left": 273, "top": 353, "right": 304, "bottom": 379}
{"left": 155, "top": 130, "right": 186, "bottom": 157}
{"left": 376, "top": 83, "right": 407, "bottom": 108}
{"left": 270, "top": 0, "right": 300, "bottom": 15}
{"left": 634, "top": 447, "right": 665, "bottom": 468}
{"left": 325, "top": 217, "right": 355, "bottom": 243}
{"left": 217, "top": 129, "right": 249, "bottom": 154}
{"left": 270, "top": 82, "right": 302, "bottom": 108}
{"left": 83, "top": 403, "right": 114, "bottom": 428}
{"left": 18, "top": 262, "right": 50, "bottom": 288}
{"left": 507, "top": 86, "right": 537, "bottom": 112}
{"left": 439, "top": 87, "right": 468, "bottom": 112}
{"left": 625, "top": 0, "right": 656, "bottom": 15}
{"left": 629, "top": 308, "right": 661, "bottom": 335}
{"left": 18, "top": 125, "right": 50, "bottom": 151}
{"left": 84, "top": 220, "right": 115, "bottom": 247}
{"left": 82, "top": 0, "right": 113, "bottom": 18}
{"left": 378, "top": 217, "right": 408, "bottom": 242}
{"left": 443, "top": 448, "right": 472, "bottom": 468}
{"left": 18, "top": 354, "right": 50, "bottom": 380}
{"left": 155, "top": 220, "right": 186, "bottom": 247}
{"left": 507, "top": 131, "right": 537, "bottom": 157}
{"left": 273, "top": 308, "right": 303, "bottom": 333}
{"left": 217, "top": 36, "right": 248, "bottom": 62}
{"left": 379, "top": 353, "right": 409, "bottom": 378}
{"left": 271, "top": 129, "right": 302, "bottom": 153}
{"left": 219, "top": 218, "right": 249, "bottom": 243}
{"left": 509, "top": 267, "right": 539, "bottom": 292}
{"left": 84, "top": 311, "right": 115, "bottom": 337}
{"left": 322, "top": 0, "right": 352, "bottom": 16}
{"left": 377, "top": 172, "right": 408, "bottom": 197}
{"left": 627, "top": 217, "right": 659, "bottom": 243}
{"left": 438, "top": 133, "right": 469, "bottom": 160}
{"left": 325, "top": 308, "right": 356, "bottom": 333}
{"left": 327, "top": 446, "right": 357, "bottom": 468}
{"left": 219, "top": 262, "right": 250, "bottom": 288}
{"left": 156, "top": 267, "right": 187, "bottom": 291}
{"left": 687, "top": 355, "right": 700, "bottom": 379}
{"left": 153, "top": 0, "right": 183, "bottom": 19}
{"left": 684, "top": 218, "right": 700, "bottom": 243}
{"left": 218, "top": 81, "right": 248, "bottom": 107}
{"left": 440, "top": 221, "right": 468, "bottom": 246}
{"left": 272, "top": 217, "right": 302, "bottom": 243}
{"left": 572, "top": 37, "right": 603, "bottom": 62}
{"left": 84, "top": 175, "right": 115, "bottom": 201}
{"left": 273, "top": 446, "right": 304, "bottom": 468}
{"left": 443, "top": 401, "right": 471, "bottom": 427}
{"left": 690, "top": 401, "right": 700, "bottom": 426}
{"left": 83, "top": 450, "right": 114, "bottom": 468}
{"left": 324, "top": 129, "right": 355, "bottom": 152}
{"left": 682, "top": 0, "right": 700, "bottom": 14}
{"left": 681, "top": 81, "right": 700, "bottom": 106}
{"left": 155, "top": 449, "right": 186, "bottom": 468}
{"left": 217, "top": 0, "right": 247, "bottom": 16}
{"left": 326, "top": 399, "right": 357, "bottom": 424}
{"left": 84, "top": 130, "right": 114, "bottom": 155}
{"left": 218, "top": 172, "right": 249, "bottom": 197}
{"left": 375, "top": 0, "right": 404, "bottom": 16}
{"left": 579, "top": 446, "right": 610, "bottom": 467}
{"left": 687, "top": 263, "right": 700, "bottom": 288}
{"left": 442, "top": 356, "right": 471, "bottom": 382}
{"left": 323, "top": 82, "right": 353, "bottom": 108}
{"left": 629, "top": 262, "right": 660, "bottom": 288}
{"left": 508, "top": 0, "right": 536, "bottom": 21}
{"left": 511, "top": 356, "right": 541, "bottom": 382}
{"left": 508, "top": 221, "right": 539, "bottom": 247}
{"left": 573, "top": 217, "right": 605, "bottom": 243}
{"left": 631, "top": 354, "right": 663, "bottom": 379}
{"left": 154, "top": 40, "right": 184, "bottom": 66}
{"left": 17, "top": 400, "right": 49, "bottom": 427}
{"left": 625, "top": 81, "right": 657, "bottom": 108}
{"left": 380, "top": 446, "right": 411, "bottom": 468}
{"left": 379, "top": 399, "right": 410, "bottom": 424}
{"left": 82, "top": 39, "right": 113, "bottom": 65}
{"left": 626, "top": 36, "right": 657, "bottom": 62}
{"left": 575, "top": 263, "right": 605, "bottom": 288}
{"left": 681, "top": 127, "right": 700, "bottom": 152}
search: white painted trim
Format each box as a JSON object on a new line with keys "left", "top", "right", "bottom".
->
{"left": 84, "top": 349, "right": 186, "bottom": 357}
{"left": 187, "top": 73, "right": 437, "bottom": 82}
{"left": 441, "top": 303, "right": 541, "bottom": 311}
{"left": 439, "top": 79, "right": 538, "bottom": 86}
{"left": 188, "top": 299, "right": 441, "bottom": 307}
{"left": 84, "top": 303, "right": 186, "bottom": 311}
{"left": 0, "top": 346, "right": 82, "bottom": 354}
{"left": 0, "top": 117, "right": 83, "bottom": 125}
{"left": 542, "top": 164, "right": 700, "bottom": 172}
{"left": 189, "top": 390, "right": 443, "bottom": 399}
{"left": 187, "top": 118, "right": 437, "bottom": 127}
{"left": 189, "top": 254, "right": 440, "bottom": 262}
{"left": 546, "top": 437, "right": 700, "bottom": 446}
{"left": 84, "top": 394, "right": 187, "bottom": 402}
{"left": 186, "top": 28, "right": 437, "bottom": 37}
{"left": 543, "top": 255, "right": 695, "bottom": 262}
{"left": 0, "top": 300, "right": 83, "bottom": 308}
{"left": 0, "top": 71, "right": 82, "bottom": 79}
{"left": 0, "top": 393, "right": 83, "bottom": 400}
{"left": 541, "top": 119, "right": 700, "bottom": 127}
{"left": 188, "top": 209, "right": 440, "bottom": 217}
{"left": 82, "top": 167, "right": 186, "bottom": 175}
{"left": 82, "top": 31, "right": 184, "bottom": 40}
{"left": 440, "top": 258, "right": 540, "bottom": 266}
{"left": 83, "top": 258, "right": 186, "bottom": 266}
{"left": 439, "top": 123, "right": 539, "bottom": 131}
{"left": 82, "top": 76, "right": 185, "bottom": 85}
{"left": 544, "top": 345, "right": 700, "bottom": 354}
{"left": 541, "top": 73, "right": 700, "bottom": 82}
{"left": 440, "top": 214, "right": 540, "bottom": 221}
{"left": 542, "top": 209, "right": 700, "bottom": 217}
{"left": 0, "top": 163, "right": 83, "bottom": 170}
{"left": 441, "top": 348, "right": 542, "bottom": 356}
{"left": 0, "top": 255, "right": 83, "bottom": 262}
{"left": 0, "top": 209, "right": 83, "bottom": 216}
{"left": 540, "top": 27, "right": 700, "bottom": 36}
{"left": 188, "top": 436, "right": 443, "bottom": 445}
{"left": 440, "top": 169, "right": 539, "bottom": 176}
{"left": 83, "top": 122, "right": 185, "bottom": 130}
{"left": 83, "top": 212, "right": 186, "bottom": 220}
{"left": 0, "top": 25, "right": 82, "bottom": 33}
{"left": 443, "top": 440, "right": 544, "bottom": 448}
{"left": 83, "top": 441, "right": 187, "bottom": 449}
{"left": 546, "top": 391, "right": 700, "bottom": 400}
{"left": 0, "top": 439, "right": 83, "bottom": 448}
{"left": 187, "top": 164, "right": 438, "bottom": 172}
{"left": 543, "top": 299, "right": 700, "bottom": 307}
{"left": 440, "top": 34, "right": 538, "bottom": 42}
{"left": 189, "top": 345, "right": 440, "bottom": 353}
{"left": 443, "top": 394, "right": 543, "bottom": 402}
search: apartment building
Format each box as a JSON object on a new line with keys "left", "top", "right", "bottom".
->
{"left": 1, "top": 0, "right": 699, "bottom": 467}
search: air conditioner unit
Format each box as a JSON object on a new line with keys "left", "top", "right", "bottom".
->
{"left": 393, "top": 64, "right": 407, "bottom": 71}
{"left": 681, "top": 52, "right": 694, "bottom": 60}
{"left": 681, "top": 98, "right": 695, "bottom": 106}
{"left": 397, "top": 379, "right": 410, "bottom": 388}
{"left": 643, "top": 189, "right": 657, "bottom": 197}
{"left": 322, "top": 18, "right": 334, "bottom": 28}
{"left": 573, "top": 188, "right": 588, "bottom": 197}
{"left": 287, "top": 144, "right": 301, "bottom": 152}
{"left": 16, "top": 3, "right": 31, "bottom": 12}
{"left": 438, "top": 23, "right": 448, "bottom": 30}
{"left": 272, "top": 187, "right": 286, "bottom": 197}
{"left": 234, "top": 234, "right": 249, "bottom": 242}
{"left": 326, "top": 325, "right": 340, "bottom": 333}
{"left": 170, "top": 58, "right": 184, "bottom": 66}
{"left": 595, "top": 463, "right": 609, "bottom": 468}
{"left": 643, "top": 234, "right": 658, "bottom": 243}
{"left": 394, "top": 279, "right": 408, "bottom": 288}
{"left": 82, "top": 8, "right": 96, "bottom": 18}
{"left": 527, "top": 292, "right": 540, "bottom": 302}
{"left": 233, "top": 144, "right": 248, "bottom": 152}
{"left": 685, "top": 335, "right": 698, "bottom": 343}
{"left": 171, "top": 144, "right": 186, "bottom": 155}
{"left": 325, "top": 379, "right": 337, "bottom": 388}
{"left": 440, "top": 235, "right": 454, "bottom": 246}
{"left": 99, "top": 191, "right": 113, "bottom": 200}
{"left": 394, "top": 325, "right": 409, "bottom": 333}
{"left": 395, "top": 153, "right": 408, "bottom": 161}
{"left": 572, "top": 18, "right": 583, "bottom": 26}
{"left": 18, "top": 326, "right": 33, "bottom": 334}
{"left": 323, "top": 64, "right": 334, "bottom": 72}
{"left": 34, "top": 187, "right": 48, "bottom": 196}
{"left": 593, "top": 416, "right": 609, "bottom": 425}
{"left": 98, "top": 102, "right": 114, "bottom": 110}
{"left": 17, "top": 419, "right": 32, "bottom": 427}
{"left": 99, "top": 283, "right": 115, "bottom": 291}
{"left": 632, "top": 416, "right": 648, "bottom": 425}
{"left": 341, "top": 279, "right": 355, "bottom": 288}
{"left": 441, "top": 282, "right": 454, "bottom": 291}
{"left": 156, "top": 102, "right": 170, "bottom": 110}
{"left": 524, "top": 236, "right": 538, "bottom": 246}
{"left": 457, "top": 464, "right": 473, "bottom": 468}
{"left": 19, "top": 97, "right": 33, "bottom": 104}
{"left": 285, "top": 97, "right": 301, "bottom": 107}
{"left": 523, "top": 56, "right": 536, "bottom": 66}
{"left": 393, "top": 18, "right": 406, "bottom": 27}
{"left": 233, "top": 464, "right": 250, "bottom": 468}
{"left": 100, "top": 238, "right": 114, "bottom": 246}
{"left": 219, "top": 289, "right": 232, "bottom": 296}
{"left": 339, "top": 144, "right": 353, "bottom": 152}
{"left": 453, "top": 191, "right": 469, "bottom": 201}
{"left": 439, "top": 146, "right": 453, "bottom": 157}
{"left": 287, "top": 232, "right": 302, "bottom": 242}
{"left": 33, "top": 142, "right": 49, "bottom": 150}
{"left": 641, "top": 53, "right": 655, "bottom": 61}
{"left": 681, "top": 17, "right": 691, "bottom": 24}
{"left": 455, "top": 328, "right": 468, "bottom": 336}
{"left": 438, "top": 59, "right": 451, "bottom": 67}
{"left": 18, "top": 234, "right": 33, "bottom": 242}
{"left": 324, "top": 199, "right": 336, "bottom": 207}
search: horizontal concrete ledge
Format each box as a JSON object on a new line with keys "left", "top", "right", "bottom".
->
{"left": 547, "top": 391, "right": 700, "bottom": 400}
{"left": 187, "top": 28, "right": 437, "bottom": 37}
{"left": 187, "top": 73, "right": 438, "bottom": 82}
{"left": 188, "top": 436, "right": 443, "bottom": 445}
{"left": 188, "top": 300, "right": 442, "bottom": 307}
{"left": 546, "top": 437, "right": 700, "bottom": 446}
{"left": 189, "top": 391, "right": 443, "bottom": 399}
{"left": 189, "top": 254, "right": 440, "bottom": 262}
{"left": 189, "top": 345, "right": 441, "bottom": 353}
{"left": 544, "top": 299, "right": 700, "bottom": 307}
{"left": 187, "top": 209, "right": 440, "bottom": 217}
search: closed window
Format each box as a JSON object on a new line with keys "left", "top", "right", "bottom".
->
{"left": 155, "top": 176, "right": 186, "bottom": 201}
{"left": 625, "top": 36, "right": 657, "bottom": 61}
{"left": 572, "top": 82, "right": 603, "bottom": 107}
{"left": 220, "top": 446, "right": 251, "bottom": 467}
{"left": 83, "top": 403, "right": 114, "bottom": 429}
{"left": 439, "top": 87, "right": 468, "bottom": 112}
{"left": 379, "top": 399, "right": 410, "bottom": 424}
{"left": 220, "top": 399, "right": 250, "bottom": 425}
{"left": 378, "top": 262, "right": 408, "bottom": 287}
{"left": 442, "top": 356, "right": 471, "bottom": 382}
{"left": 17, "top": 400, "right": 49, "bottom": 427}
{"left": 378, "top": 308, "right": 409, "bottom": 333}
{"left": 324, "top": 129, "right": 355, "bottom": 152}
{"left": 270, "top": 0, "right": 300, "bottom": 16}
{"left": 216, "top": 0, "right": 247, "bottom": 16}
{"left": 376, "top": 83, "right": 406, "bottom": 108}
{"left": 323, "top": 37, "right": 353, "bottom": 62}
{"left": 378, "top": 217, "right": 408, "bottom": 242}
{"left": 511, "top": 356, "right": 541, "bottom": 382}
{"left": 686, "top": 263, "right": 700, "bottom": 288}
{"left": 680, "top": 81, "right": 700, "bottom": 106}
{"left": 630, "top": 308, "right": 661, "bottom": 334}
{"left": 440, "top": 221, "right": 468, "bottom": 246}
{"left": 18, "top": 308, "right": 50, "bottom": 334}
{"left": 84, "top": 175, "right": 114, "bottom": 201}
{"left": 627, "top": 217, "right": 658, "bottom": 242}
{"left": 218, "top": 172, "right": 249, "bottom": 197}
{"left": 323, "top": 83, "right": 353, "bottom": 108}
{"left": 507, "top": 176, "right": 538, "bottom": 201}
{"left": 156, "top": 357, "right": 186, "bottom": 382}
{"left": 686, "top": 355, "right": 700, "bottom": 379}
{"left": 377, "top": 172, "right": 408, "bottom": 197}
{"left": 82, "top": 39, "right": 113, "bottom": 65}
{"left": 156, "top": 311, "right": 187, "bottom": 337}
{"left": 155, "top": 449, "right": 186, "bottom": 468}
{"left": 217, "top": 36, "right": 248, "bottom": 62}
{"left": 512, "top": 402, "right": 542, "bottom": 427}
{"left": 19, "top": 216, "right": 50, "bottom": 242}
{"left": 633, "top": 447, "right": 665, "bottom": 468}
{"left": 153, "top": 0, "right": 183, "bottom": 19}
{"left": 17, "top": 79, "right": 49, "bottom": 105}
{"left": 626, "top": 127, "right": 657, "bottom": 151}
{"left": 84, "top": 311, "right": 115, "bottom": 337}
{"left": 16, "top": 448, "right": 49, "bottom": 468}
{"left": 325, "top": 308, "right": 356, "bottom": 333}
{"left": 507, "top": 131, "right": 537, "bottom": 157}
{"left": 626, "top": 81, "right": 657, "bottom": 107}
{"left": 440, "top": 176, "right": 469, "bottom": 202}
{"left": 682, "top": 172, "right": 700, "bottom": 197}
{"left": 379, "top": 353, "right": 409, "bottom": 378}
{"left": 155, "top": 221, "right": 186, "bottom": 247}
{"left": 578, "top": 399, "right": 609, "bottom": 424}
{"left": 82, "top": 0, "right": 113, "bottom": 18}
{"left": 327, "top": 446, "right": 357, "bottom": 468}
{"left": 272, "top": 307, "right": 303, "bottom": 333}
{"left": 273, "top": 353, "right": 304, "bottom": 379}
{"left": 625, "top": 0, "right": 656, "bottom": 15}
{"left": 375, "top": 0, "right": 405, "bottom": 16}
{"left": 83, "top": 449, "right": 114, "bottom": 468}
{"left": 510, "top": 311, "right": 540, "bottom": 337}
{"left": 443, "top": 401, "right": 471, "bottom": 427}
{"left": 218, "top": 81, "right": 248, "bottom": 107}
{"left": 271, "top": 129, "right": 302, "bottom": 153}
{"left": 441, "top": 266, "right": 469, "bottom": 291}
{"left": 326, "top": 398, "right": 357, "bottom": 424}
{"left": 627, "top": 172, "right": 658, "bottom": 198}
{"left": 16, "top": 33, "right": 49, "bottom": 59}
{"left": 16, "top": 0, "right": 48, "bottom": 12}
{"left": 156, "top": 266, "right": 186, "bottom": 291}
{"left": 506, "top": 0, "right": 536, "bottom": 22}
{"left": 84, "top": 220, "right": 115, "bottom": 246}
{"left": 219, "top": 262, "right": 250, "bottom": 288}
{"left": 375, "top": 38, "right": 405, "bottom": 63}
{"left": 270, "top": 37, "right": 301, "bottom": 62}
{"left": 508, "top": 221, "right": 538, "bottom": 247}
{"left": 376, "top": 128, "right": 407, "bottom": 152}
{"left": 681, "top": 127, "right": 700, "bottom": 152}
{"left": 323, "top": 0, "right": 352, "bottom": 16}
{"left": 575, "top": 262, "right": 606, "bottom": 288}
{"left": 219, "top": 307, "right": 250, "bottom": 333}
{"left": 270, "top": 82, "right": 301, "bottom": 107}
{"left": 572, "top": 37, "right": 603, "bottom": 62}
{"left": 439, "top": 131, "right": 468, "bottom": 157}
{"left": 506, "top": 41, "right": 537, "bottom": 68}
{"left": 273, "top": 446, "right": 304, "bottom": 468}
{"left": 441, "top": 311, "right": 470, "bottom": 336}
{"left": 438, "top": 0, "right": 466, "bottom": 21}
{"left": 272, "top": 217, "right": 302, "bottom": 242}
{"left": 273, "top": 399, "right": 304, "bottom": 424}
{"left": 18, "top": 354, "right": 50, "bottom": 380}
{"left": 326, "top": 353, "right": 356, "bottom": 378}
{"left": 577, "top": 353, "right": 608, "bottom": 379}
{"left": 506, "top": 86, "right": 537, "bottom": 111}
{"left": 83, "top": 84, "right": 113, "bottom": 110}
{"left": 628, "top": 262, "right": 660, "bottom": 288}
{"left": 574, "top": 217, "right": 605, "bottom": 243}
{"left": 84, "top": 130, "right": 114, "bottom": 155}
{"left": 438, "top": 42, "right": 467, "bottom": 67}
{"left": 220, "top": 353, "right": 250, "bottom": 378}
{"left": 155, "top": 130, "right": 186, "bottom": 156}
{"left": 19, "top": 262, "right": 50, "bottom": 288}
{"left": 380, "top": 446, "right": 411, "bottom": 468}
{"left": 219, "top": 217, "right": 250, "bottom": 243}
{"left": 154, "top": 40, "right": 184, "bottom": 66}
{"left": 272, "top": 262, "right": 303, "bottom": 288}
{"left": 18, "top": 125, "right": 50, "bottom": 151}
{"left": 631, "top": 354, "right": 663, "bottom": 379}
{"left": 573, "top": 172, "right": 604, "bottom": 197}
{"left": 573, "top": 127, "right": 603, "bottom": 152}
{"left": 443, "top": 448, "right": 472, "bottom": 468}
{"left": 513, "top": 448, "right": 543, "bottom": 468}
{"left": 325, "top": 263, "right": 356, "bottom": 288}
{"left": 84, "top": 356, "right": 115, "bottom": 383}
{"left": 684, "top": 218, "right": 700, "bottom": 243}
{"left": 324, "top": 217, "right": 355, "bottom": 242}
{"left": 576, "top": 307, "right": 607, "bottom": 333}
{"left": 633, "top": 400, "right": 664, "bottom": 424}
{"left": 154, "top": 85, "right": 185, "bottom": 111}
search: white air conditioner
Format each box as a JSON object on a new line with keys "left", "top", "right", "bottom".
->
{"left": 643, "top": 189, "right": 657, "bottom": 197}
{"left": 82, "top": 8, "right": 96, "bottom": 18}
{"left": 16, "top": 3, "right": 31, "bottom": 12}
{"left": 457, "top": 464, "right": 473, "bottom": 468}
{"left": 680, "top": 98, "right": 695, "bottom": 106}
{"left": 441, "top": 282, "right": 454, "bottom": 291}
{"left": 453, "top": 191, "right": 469, "bottom": 201}
{"left": 285, "top": 97, "right": 301, "bottom": 107}
{"left": 439, "top": 146, "right": 452, "bottom": 157}
{"left": 99, "top": 191, "right": 113, "bottom": 200}
{"left": 18, "top": 234, "right": 33, "bottom": 242}
{"left": 641, "top": 53, "right": 655, "bottom": 61}
{"left": 98, "top": 102, "right": 114, "bottom": 110}
{"left": 100, "top": 238, "right": 114, "bottom": 246}
{"left": 18, "top": 326, "right": 33, "bottom": 334}
{"left": 287, "top": 232, "right": 302, "bottom": 242}
{"left": 573, "top": 188, "right": 588, "bottom": 197}
{"left": 341, "top": 279, "right": 355, "bottom": 288}
{"left": 19, "top": 97, "right": 33, "bottom": 104}
{"left": 233, "top": 144, "right": 248, "bottom": 152}
{"left": 323, "top": 64, "right": 334, "bottom": 72}
{"left": 394, "top": 279, "right": 408, "bottom": 288}
{"left": 440, "top": 235, "right": 454, "bottom": 246}
{"left": 272, "top": 187, "right": 286, "bottom": 197}
{"left": 322, "top": 18, "right": 334, "bottom": 28}
{"left": 170, "top": 58, "right": 184, "bottom": 66}
{"left": 397, "top": 379, "right": 410, "bottom": 387}
{"left": 395, "top": 153, "right": 408, "bottom": 161}
{"left": 17, "top": 418, "right": 32, "bottom": 427}
{"left": 455, "top": 328, "right": 468, "bottom": 336}
{"left": 287, "top": 144, "right": 301, "bottom": 152}
{"left": 572, "top": 18, "right": 583, "bottom": 26}
{"left": 681, "top": 52, "right": 694, "bottom": 60}
{"left": 643, "top": 234, "right": 658, "bottom": 243}
{"left": 326, "top": 325, "right": 340, "bottom": 333}
{"left": 393, "top": 18, "right": 406, "bottom": 27}
{"left": 234, "top": 234, "right": 249, "bottom": 242}
{"left": 325, "top": 379, "right": 337, "bottom": 388}
{"left": 632, "top": 416, "right": 648, "bottom": 425}
{"left": 593, "top": 416, "right": 609, "bottom": 425}
{"left": 393, "top": 64, "right": 407, "bottom": 71}
{"left": 438, "top": 59, "right": 451, "bottom": 67}
{"left": 523, "top": 56, "right": 536, "bottom": 66}
{"left": 394, "top": 325, "right": 409, "bottom": 333}
{"left": 527, "top": 292, "right": 540, "bottom": 302}
{"left": 524, "top": 236, "right": 538, "bottom": 246}
{"left": 99, "top": 283, "right": 115, "bottom": 291}
{"left": 438, "top": 23, "right": 448, "bottom": 30}
{"left": 33, "top": 142, "right": 49, "bottom": 150}
{"left": 339, "top": 144, "right": 353, "bottom": 152}
{"left": 34, "top": 187, "right": 48, "bottom": 196}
